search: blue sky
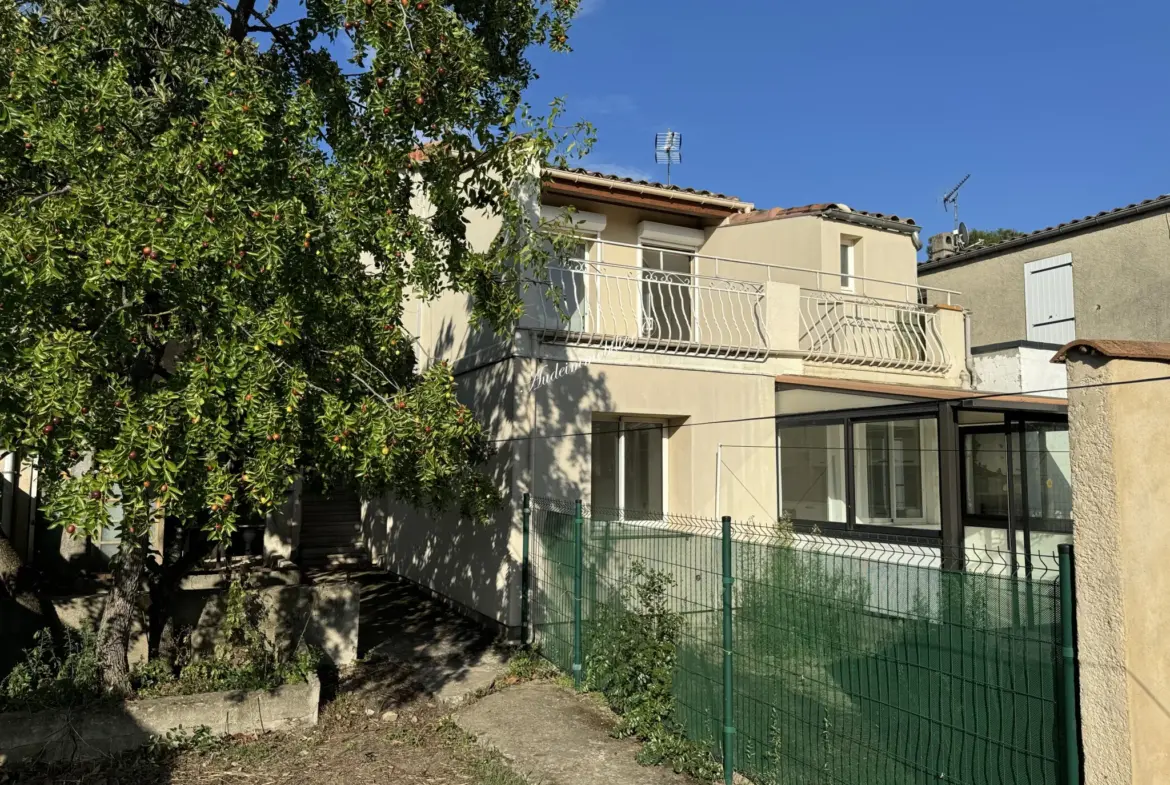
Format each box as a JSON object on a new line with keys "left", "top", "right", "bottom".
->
{"left": 526, "top": 0, "right": 1170, "bottom": 255}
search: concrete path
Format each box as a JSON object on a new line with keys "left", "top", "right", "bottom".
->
{"left": 311, "top": 569, "right": 509, "bottom": 711}
{"left": 455, "top": 682, "right": 693, "bottom": 785}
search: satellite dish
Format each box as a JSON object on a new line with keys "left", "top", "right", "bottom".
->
{"left": 957, "top": 221, "right": 969, "bottom": 248}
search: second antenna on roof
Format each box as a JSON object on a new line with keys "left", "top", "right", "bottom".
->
{"left": 942, "top": 174, "right": 971, "bottom": 245}
{"left": 654, "top": 130, "right": 682, "bottom": 185}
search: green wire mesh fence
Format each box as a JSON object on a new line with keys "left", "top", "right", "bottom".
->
{"left": 526, "top": 495, "right": 1079, "bottom": 785}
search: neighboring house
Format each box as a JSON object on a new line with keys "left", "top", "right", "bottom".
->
{"left": 357, "top": 167, "right": 1070, "bottom": 634}
{"left": 918, "top": 193, "right": 1170, "bottom": 397}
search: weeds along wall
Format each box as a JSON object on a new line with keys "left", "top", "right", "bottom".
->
{"left": 527, "top": 496, "right": 1077, "bottom": 785}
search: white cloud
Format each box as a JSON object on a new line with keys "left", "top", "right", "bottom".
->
{"left": 583, "top": 162, "right": 656, "bottom": 182}
{"left": 577, "top": 0, "right": 604, "bottom": 17}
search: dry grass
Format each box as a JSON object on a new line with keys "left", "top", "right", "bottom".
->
{"left": 3, "top": 693, "right": 529, "bottom": 785}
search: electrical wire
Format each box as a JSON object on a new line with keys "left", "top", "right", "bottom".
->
{"left": 486, "top": 372, "right": 1170, "bottom": 445}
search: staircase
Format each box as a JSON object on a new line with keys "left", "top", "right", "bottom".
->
{"left": 298, "top": 491, "right": 369, "bottom": 569}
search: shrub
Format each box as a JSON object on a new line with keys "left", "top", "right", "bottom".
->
{"left": 2, "top": 580, "right": 320, "bottom": 710}
{"left": 0, "top": 628, "right": 103, "bottom": 712}
{"left": 584, "top": 560, "right": 721, "bottom": 780}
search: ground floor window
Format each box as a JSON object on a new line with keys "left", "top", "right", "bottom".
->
{"left": 778, "top": 410, "right": 942, "bottom": 536}
{"left": 854, "top": 418, "right": 940, "bottom": 528}
{"left": 591, "top": 416, "right": 666, "bottom": 519}
{"left": 777, "top": 423, "right": 846, "bottom": 524}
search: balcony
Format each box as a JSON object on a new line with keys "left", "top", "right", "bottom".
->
{"left": 522, "top": 240, "right": 961, "bottom": 375}
{"left": 526, "top": 259, "right": 769, "bottom": 361}
{"left": 798, "top": 291, "right": 952, "bottom": 373}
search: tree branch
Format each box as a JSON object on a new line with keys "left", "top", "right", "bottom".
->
{"left": 29, "top": 185, "right": 71, "bottom": 205}
{"left": 227, "top": 0, "right": 257, "bottom": 43}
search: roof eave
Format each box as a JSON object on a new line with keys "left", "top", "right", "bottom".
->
{"left": 542, "top": 168, "right": 753, "bottom": 213}
{"left": 822, "top": 208, "right": 920, "bottom": 237}
{"left": 920, "top": 196, "right": 1170, "bottom": 272}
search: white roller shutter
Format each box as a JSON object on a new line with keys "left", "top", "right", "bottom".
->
{"left": 1024, "top": 254, "right": 1075, "bottom": 344}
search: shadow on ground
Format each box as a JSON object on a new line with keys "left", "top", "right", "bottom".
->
{"left": 311, "top": 569, "right": 509, "bottom": 713}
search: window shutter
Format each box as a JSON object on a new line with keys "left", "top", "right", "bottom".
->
{"left": 1024, "top": 254, "right": 1075, "bottom": 344}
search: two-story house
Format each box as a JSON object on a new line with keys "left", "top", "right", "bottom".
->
{"left": 349, "top": 167, "right": 1069, "bottom": 634}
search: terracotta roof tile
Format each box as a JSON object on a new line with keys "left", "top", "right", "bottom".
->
{"left": 727, "top": 203, "right": 917, "bottom": 228}
{"left": 1052, "top": 339, "right": 1170, "bottom": 364}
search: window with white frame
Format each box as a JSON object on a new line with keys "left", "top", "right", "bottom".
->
{"left": 591, "top": 416, "right": 667, "bottom": 519}
{"left": 540, "top": 206, "right": 606, "bottom": 332}
{"left": 549, "top": 233, "right": 597, "bottom": 333}
{"left": 641, "top": 246, "right": 694, "bottom": 342}
{"left": 637, "top": 221, "right": 705, "bottom": 343}
{"left": 840, "top": 238, "right": 856, "bottom": 291}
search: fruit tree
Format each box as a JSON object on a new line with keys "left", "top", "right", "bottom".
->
{"left": 0, "top": 0, "right": 589, "bottom": 692}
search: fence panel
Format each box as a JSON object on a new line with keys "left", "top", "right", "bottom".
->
{"left": 527, "top": 498, "right": 1071, "bottom": 785}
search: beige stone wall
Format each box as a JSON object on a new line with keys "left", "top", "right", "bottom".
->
{"left": 701, "top": 215, "right": 921, "bottom": 301}
{"left": 919, "top": 211, "right": 1170, "bottom": 346}
{"left": 363, "top": 353, "right": 779, "bottom": 628}
{"left": 523, "top": 358, "right": 778, "bottom": 522}
{"left": 1066, "top": 352, "right": 1170, "bottom": 784}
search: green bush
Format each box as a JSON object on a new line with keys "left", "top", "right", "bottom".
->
{"left": 584, "top": 560, "right": 721, "bottom": 781}
{"left": 0, "top": 628, "right": 103, "bottom": 712}
{"left": 737, "top": 516, "right": 872, "bottom": 664}
{"left": 2, "top": 580, "right": 320, "bottom": 710}
{"left": 136, "top": 580, "right": 320, "bottom": 698}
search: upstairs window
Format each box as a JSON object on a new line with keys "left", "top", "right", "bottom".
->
{"left": 840, "top": 239, "right": 857, "bottom": 291}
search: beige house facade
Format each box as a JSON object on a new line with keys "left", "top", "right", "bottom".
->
{"left": 358, "top": 167, "right": 1030, "bottom": 631}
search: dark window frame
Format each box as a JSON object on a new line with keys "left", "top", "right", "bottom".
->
{"left": 776, "top": 402, "right": 944, "bottom": 541}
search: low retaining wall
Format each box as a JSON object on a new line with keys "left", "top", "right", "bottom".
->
{"left": 48, "top": 580, "right": 359, "bottom": 668}
{"left": 0, "top": 675, "right": 320, "bottom": 766}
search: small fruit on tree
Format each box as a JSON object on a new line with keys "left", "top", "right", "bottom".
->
{"left": 0, "top": 0, "right": 592, "bottom": 696}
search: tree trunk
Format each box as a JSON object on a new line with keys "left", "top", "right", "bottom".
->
{"left": 96, "top": 542, "right": 146, "bottom": 694}
{"left": 148, "top": 525, "right": 215, "bottom": 663}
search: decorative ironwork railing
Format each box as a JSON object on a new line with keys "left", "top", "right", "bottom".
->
{"left": 528, "top": 260, "right": 770, "bottom": 361}
{"left": 799, "top": 290, "right": 951, "bottom": 373}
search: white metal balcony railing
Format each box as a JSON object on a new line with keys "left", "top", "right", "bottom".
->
{"left": 525, "top": 238, "right": 959, "bottom": 371}
{"left": 799, "top": 291, "right": 952, "bottom": 373}
{"left": 530, "top": 260, "right": 770, "bottom": 361}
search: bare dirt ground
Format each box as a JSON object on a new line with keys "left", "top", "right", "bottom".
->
{"left": 2, "top": 691, "right": 530, "bottom": 785}
{"left": 2, "top": 571, "right": 521, "bottom": 785}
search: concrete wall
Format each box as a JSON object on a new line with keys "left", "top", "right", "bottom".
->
{"left": 523, "top": 357, "right": 778, "bottom": 522}
{"left": 363, "top": 348, "right": 779, "bottom": 630}
{"left": 1065, "top": 351, "right": 1170, "bottom": 784}
{"left": 701, "top": 215, "right": 921, "bottom": 301}
{"left": 972, "top": 345, "right": 1067, "bottom": 396}
{"left": 919, "top": 211, "right": 1170, "bottom": 346}
{"left": 363, "top": 357, "right": 521, "bottom": 630}
{"left": 50, "top": 580, "right": 357, "bottom": 668}
{"left": 0, "top": 676, "right": 319, "bottom": 765}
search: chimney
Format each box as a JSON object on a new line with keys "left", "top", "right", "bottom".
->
{"left": 927, "top": 232, "right": 956, "bottom": 262}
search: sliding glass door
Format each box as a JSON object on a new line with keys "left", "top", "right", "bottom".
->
{"left": 960, "top": 414, "right": 1072, "bottom": 579}
{"left": 853, "top": 418, "right": 940, "bottom": 528}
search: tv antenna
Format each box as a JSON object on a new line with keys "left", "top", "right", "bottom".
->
{"left": 654, "top": 130, "right": 682, "bottom": 185}
{"left": 942, "top": 174, "right": 970, "bottom": 235}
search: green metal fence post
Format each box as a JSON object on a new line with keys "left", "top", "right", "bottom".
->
{"left": 721, "top": 515, "right": 735, "bottom": 785}
{"left": 521, "top": 493, "right": 530, "bottom": 645}
{"left": 1058, "top": 543, "right": 1080, "bottom": 785}
{"left": 572, "top": 499, "right": 584, "bottom": 690}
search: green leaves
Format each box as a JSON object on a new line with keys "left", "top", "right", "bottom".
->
{"left": 0, "top": 0, "right": 591, "bottom": 551}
